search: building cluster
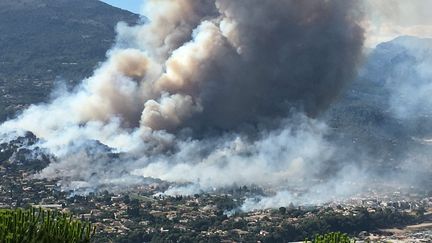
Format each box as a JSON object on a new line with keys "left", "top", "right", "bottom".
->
{"left": 1, "top": 164, "right": 432, "bottom": 242}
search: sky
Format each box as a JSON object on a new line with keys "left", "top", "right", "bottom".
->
{"left": 101, "top": 0, "right": 142, "bottom": 14}
{"left": 101, "top": 0, "right": 432, "bottom": 48}
{"left": 364, "top": 0, "right": 432, "bottom": 47}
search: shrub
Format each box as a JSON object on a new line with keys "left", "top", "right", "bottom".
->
{"left": 0, "top": 207, "right": 95, "bottom": 243}
{"left": 306, "top": 232, "right": 354, "bottom": 243}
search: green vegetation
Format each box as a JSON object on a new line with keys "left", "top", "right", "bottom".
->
{"left": 0, "top": 208, "right": 95, "bottom": 243}
{"left": 306, "top": 232, "right": 353, "bottom": 243}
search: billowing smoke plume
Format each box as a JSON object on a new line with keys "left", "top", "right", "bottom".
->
{"left": 5, "top": 0, "right": 364, "bottom": 134}
{"left": 123, "top": 0, "right": 365, "bottom": 131}
{"left": 0, "top": 0, "right": 367, "bottom": 209}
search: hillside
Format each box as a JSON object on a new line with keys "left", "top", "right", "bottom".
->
{"left": 326, "top": 36, "right": 432, "bottom": 167}
{"left": 0, "top": 0, "right": 139, "bottom": 120}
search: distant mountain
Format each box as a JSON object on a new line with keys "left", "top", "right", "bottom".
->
{"left": 0, "top": 0, "right": 139, "bottom": 120}
{"left": 326, "top": 36, "right": 432, "bottom": 164}
{"left": 363, "top": 36, "right": 432, "bottom": 120}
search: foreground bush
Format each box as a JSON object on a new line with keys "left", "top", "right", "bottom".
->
{"left": 0, "top": 208, "right": 95, "bottom": 243}
{"left": 306, "top": 232, "right": 354, "bottom": 243}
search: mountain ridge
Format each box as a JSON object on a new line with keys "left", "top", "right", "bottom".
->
{"left": 0, "top": 0, "right": 139, "bottom": 120}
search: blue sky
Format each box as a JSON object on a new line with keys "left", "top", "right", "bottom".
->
{"left": 102, "top": 0, "right": 142, "bottom": 14}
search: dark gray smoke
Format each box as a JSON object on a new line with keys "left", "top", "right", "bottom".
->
{"left": 191, "top": 0, "right": 364, "bottom": 130}
{"left": 65, "top": 0, "right": 365, "bottom": 133}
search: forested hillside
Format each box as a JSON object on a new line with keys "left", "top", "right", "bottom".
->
{"left": 0, "top": 0, "right": 138, "bottom": 120}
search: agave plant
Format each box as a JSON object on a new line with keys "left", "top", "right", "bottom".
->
{"left": 305, "top": 232, "right": 355, "bottom": 243}
{"left": 0, "top": 207, "right": 95, "bottom": 243}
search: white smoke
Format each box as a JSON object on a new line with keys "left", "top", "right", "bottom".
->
{"left": 133, "top": 117, "right": 333, "bottom": 190}
{"left": 0, "top": 0, "right": 368, "bottom": 210}
{"left": 241, "top": 165, "right": 368, "bottom": 211}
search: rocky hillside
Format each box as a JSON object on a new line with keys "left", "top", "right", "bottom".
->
{"left": 326, "top": 36, "right": 432, "bottom": 166}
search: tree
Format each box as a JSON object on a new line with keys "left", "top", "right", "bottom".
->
{"left": 414, "top": 206, "right": 426, "bottom": 218}
{"left": 123, "top": 195, "right": 131, "bottom": 204}
{"left": 127, "top": 199, "right": 141, "bottom": 218}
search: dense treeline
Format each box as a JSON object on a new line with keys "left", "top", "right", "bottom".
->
{"left": 108, "top": 195, "right": 421, "bottom": 243}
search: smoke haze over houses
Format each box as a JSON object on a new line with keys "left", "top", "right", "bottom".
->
{"left": 1, "top": 0, "right": 431, "bottom": 210}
